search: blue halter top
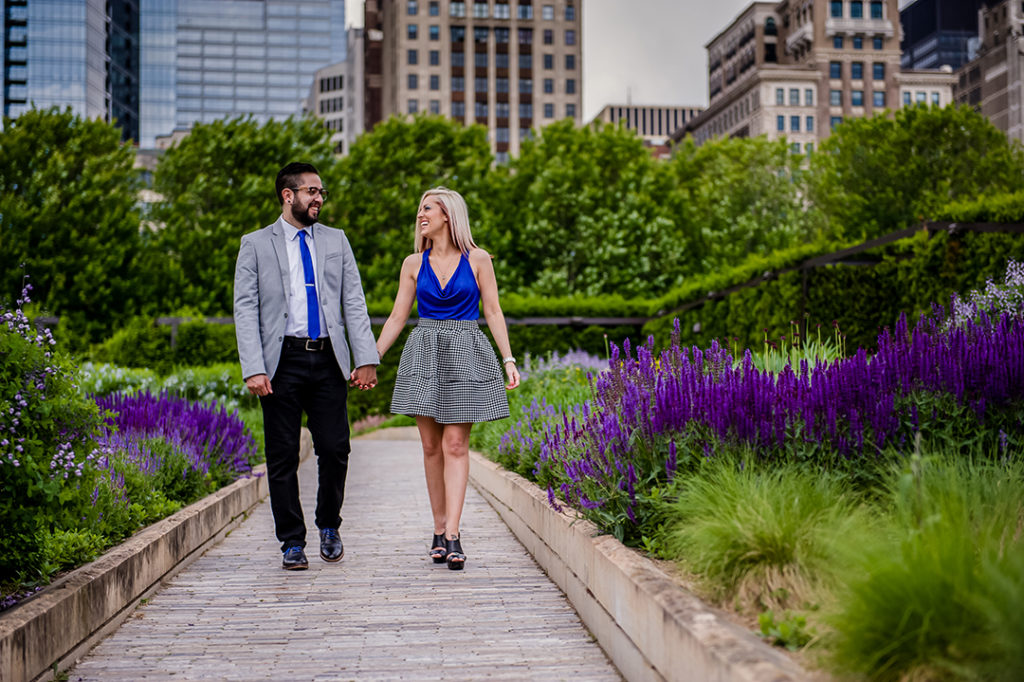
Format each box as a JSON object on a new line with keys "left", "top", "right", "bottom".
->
{"left": 417, "top": 248, "right": 480, "bottom": 320}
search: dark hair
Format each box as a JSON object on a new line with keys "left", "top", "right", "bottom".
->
{"left": 275, "top": 162, "right": 319, "bottom": 204}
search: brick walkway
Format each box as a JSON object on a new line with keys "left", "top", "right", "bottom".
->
{"left": 69, "top": 429, "right": 621, "bottom": 681}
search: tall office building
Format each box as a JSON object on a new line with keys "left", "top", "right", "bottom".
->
{"left": 1, "top": 0, "right": 140, "bottom": 141}
{"left": 140, "top": 0, "right": 346, "bottom": 148}
{"left": 589, "top": 104, "right": 703, "bottom": 158}
{"left": 304, "top": 27, "right": 365, "bottom": 155}
{"left": 371, "top": 0, "right": 583, "bottom": 162}
{"left": 954, "top": 0, "right": 1024, "bottom": 142}
{"left": 900, "top": 0, "right": 985, "bottom": 70}
{"left": 680, "top": 0, "right": 955, "bottom": 151}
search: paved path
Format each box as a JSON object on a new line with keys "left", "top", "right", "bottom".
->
{"left": 69, "top": 429, "right": 620, "bottom": 681}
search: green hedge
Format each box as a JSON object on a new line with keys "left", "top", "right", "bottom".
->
{"left": 644, "top": 229, "right": 1024, "bottom": 352}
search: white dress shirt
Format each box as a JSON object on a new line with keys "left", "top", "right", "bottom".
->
{"left": 283, "top": 223, "right": 328, "bottom": 339}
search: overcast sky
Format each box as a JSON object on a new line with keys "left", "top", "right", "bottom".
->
{"left": 346, "top": 0, "right": 919, "bottom": 121}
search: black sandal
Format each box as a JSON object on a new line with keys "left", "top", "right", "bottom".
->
{"left": 429, "top": 534, "right": 447, "bottom": 563}
{"left": 445, "top": 536, "right": 466, "bottom": 571}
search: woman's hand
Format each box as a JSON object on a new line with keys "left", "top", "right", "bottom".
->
{"left": 504, "top": 361, "right": 520, "bottom": 390}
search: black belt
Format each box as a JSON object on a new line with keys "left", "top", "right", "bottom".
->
{"left": 283, "top": 336, "right": 331, "bottom": 352}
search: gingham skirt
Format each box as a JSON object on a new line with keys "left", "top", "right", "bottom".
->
{"left": 390, "top": 318, "right": 510, "bottom": 424}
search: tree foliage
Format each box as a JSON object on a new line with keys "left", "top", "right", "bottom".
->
{"left": 0, "top": 107, "right": 141, "bottom": 347}
{"left": 808, "top": 104, "right": 1024, "bottom": 239}
{"left": 149, "top": 115, "right": 336, "bottom": 314}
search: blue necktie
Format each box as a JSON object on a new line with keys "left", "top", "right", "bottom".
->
{"left": 298, "top": 230, "right": 320, "bottom": 340}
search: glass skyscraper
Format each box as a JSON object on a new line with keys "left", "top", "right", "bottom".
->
{"left": 3, "top": 1, "right": 345, "bottom": 146}
{"left": 139, "top": 0, "right": 346, "bottom": 147}
{"left": 2, "top": 0, "right": 140, "bottom": 141}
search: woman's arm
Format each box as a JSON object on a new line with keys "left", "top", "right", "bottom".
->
{"left": 472, "top": 249, "right": 520, "bottom": 389}
{"left": 376, "top": 253, "right": 420, "bottom": 359}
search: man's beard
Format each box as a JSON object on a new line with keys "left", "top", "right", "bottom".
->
{"left": 294, "top": 201, "right": 319, "bottom": 226}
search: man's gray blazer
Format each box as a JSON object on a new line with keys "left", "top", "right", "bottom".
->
{"left": 233, "top": 217, "right": 378, "bottom": 381}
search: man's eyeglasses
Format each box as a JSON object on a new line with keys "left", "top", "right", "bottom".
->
{"left": 289, "top": 186, "right": 330, "bottom": 200}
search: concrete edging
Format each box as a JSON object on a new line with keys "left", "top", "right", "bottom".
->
{"left": 0, "top": 431, "right": 311, "bottom": 682}
{"left": 468, "top": 451, "right": 811, "bottom": 682}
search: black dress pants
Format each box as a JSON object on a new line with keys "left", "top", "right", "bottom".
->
{"left": 260, "top": 343, "right": 350, "bottom": 551}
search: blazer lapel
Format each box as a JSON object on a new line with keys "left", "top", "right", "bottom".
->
{"left": 271, "top": 217, "right": 291, "bottom": 295}
{"left": 312, "top": 222, "right": 328, "bottom": 284}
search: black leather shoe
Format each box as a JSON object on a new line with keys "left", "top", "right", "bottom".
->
{"left": 282, "top": 546, "right": 308, "bottom": 570}
{"left": 319, "top": 528, "right": 344, "bottom": 562}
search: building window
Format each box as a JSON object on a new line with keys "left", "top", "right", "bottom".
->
{"left": 518, "top": 2, "right": 533, "bottom": 19}
{"left": 791, "top": 142, "right": 801, "bottom": 154}
{"left": 474, "top": 27, "right": 489, "bottom": 43}
{"left": 777, "top": 115, "right": 785, "bottom": 131}
{"left": 496, "top": 53, "right": 509, "bottom": 68}
{"left": 520, "top": 102, "right": 533, "bottom": 118}
{"left": 430, "top": 75, "right": 441, "bottom": 90}
{"left": 475, "top": 52, "right": 489, "bottom": 67}
{"left": 566, "top": 54, "right": 576, "bottom": 70}
{"left": 851, "top": 1, "right": 863, "bottom": 18}
{"left": 789, "top": 88, "right": 800, "bottom": 105}
{"left": 830, "top": 61, "right": 842, "bottom": 79}
{"left": 475, "top": 102, "right": 489, "bottom": 117}
{"left": 853, "top": 36, "right": 863, "bottom": 49}
{"left": 494, "top": 2, "right": 510, "bottom": 18}
{"left": 830, "top": 89, "right": 842, "bottom": 106}
{"left": 451, "top": 0, "right": 466, "bottom": 16}
{"left": 496, "top": 101, "right": 510, "bottom": 117}
{"left": 544, "top": 103, "right": 555, "bottom": 118}
{"left": 565, "top": 78, "right": 576, "bottom": 94}
{"left": 566, "top": 103, "right": 576, "bottom": 118}
{"left": 873, "top": 36, "right": 883, "bottom": 49}
{"left": 452, "top": 101, "right": 466, "bottom": 116}
{"left": 519, "top": 28, "right": 533, "bottom": 44}
{"left": 851, "top": 90, "right": 864, "bottom": 106}
{"left": 408, "top": 49, "right": 419, "bottom": 65}
{"left": 451, "top": 26, "right": 466, "bottom": 42}
{"left": 430, "top": 25, "right": 440, "bottom": 40}
{"left": 495, "top": 28, "right": 510, "bottom": 43}
{"left": 430, "top": 50, "right": 440, "bottom": 65}
{"left": 496, "top": 127, "right": 510, "bottom": 142}
{"left": 830, "top": 116, "right": 843, "bottom": 129}
{"left": 408, "top": 0, "right": 418, "bottom": 14}
{"left": 776, "top": 88, "right": 785, "bottom": 105}
{"left": 834, "top": 36, "right": 843, "bottom": 49}
{"left": 542, "top": 4, "right": 554, "bottom": 19}
{"left": 408, "top": 74, "right": 419, "bottom": 90}
{"left": 519, "top": 78, "right": 532, "bottom": 93}
{"left": 806, "top": 115, "right": 814, "bottom": 132}
{"left": 566, "top": 4, "right": 575, "bottom": 20}
{"left": 430, "top": 99, "right": 441, "bottom": 113}
{"left": 496, "top": 77, "right": 509, "bottom": 92}
{"left": 903, "top": 91, "right": 912, "bottom": 105}
{"left": 543, "top": 54, "right": 554, "bottom": 69}
{"left": 790, "top": 115, "right": 800, "bottom": 132}
{"left": 408, "top": 24, "right": 419, "bottom": 39}
{"left": 851, "top": 62, "right": 863, "bottom": 79}
{"left": 473, "top": 1, "right": 489, "bottom": 17}
{"left": 870, "top": 1, "right": 882, "bottom": 19}
{"left": 519, "top": 54, "right": 533, "bottom": 69}
{"left": 932, "top": 92, "right": 940, "bottom": 105}
{"left": 830, "top": 0, "right": 842, "bottom": 18}
{"left": 408, "top": 99, "right": 419, "bottom": 113}
{"left": 430, "top": 1, "right": 440, "bottom": 15}
{"left": 496, "top": 151, "right": 510, "bottom": 164}
{"left": 805, "top": 142, "right": 814, "bottom": 154}
{"left": 544, "top": 78, "right": 554, "bottom": 93}
{"left": 565, "top": 29, "right": 576, "bottom": 45}
{"left": 451, "top": 51, "right": 465, "bottom": 67}
{"left": 805, "top": 88, "right": 814, "bottom": 105}
{"left": 916, "top": 91, "right": 926, "bottom": 103}
{"left": 452, "top": 76, "right": 465, "bottom": 91}
{"left": 543, "top": 29, "right": 554, "bottom": 44}
{"left": 475, "top": 77, "right": 489, "bottom": 92}
{"left": 870, "top": 62, "right": 884, "bottom": 80}
{"left": 873, "top": 90, "right": 885, "bottom": 107}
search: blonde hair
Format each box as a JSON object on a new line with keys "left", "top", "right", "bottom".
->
{"left": 415, "top": 186, "right": 478, "bottom": 254}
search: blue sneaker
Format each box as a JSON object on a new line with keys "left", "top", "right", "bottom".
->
{"left": 282, "top": 546, "right": 308, "bottom": 570}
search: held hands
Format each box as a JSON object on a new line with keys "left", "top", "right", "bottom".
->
{"left": 245, "top": 374, "right": 273, "bottom": 397}
{"left": 351, "top": 365, "right": 378, "bottom": 391}
{"left": 504, "top": 361, "right": 520, "bottom": 390}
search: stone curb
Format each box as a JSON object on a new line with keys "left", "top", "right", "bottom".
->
{"left": 468, "top": 451, "right": 811, "bottom": 682}
{"left": 0, "top": 431, "right": 311, "bottom": 682}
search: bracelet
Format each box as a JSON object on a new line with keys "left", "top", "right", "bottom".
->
{"left": 502, "top": 356, "right": 516, "bottom": 365}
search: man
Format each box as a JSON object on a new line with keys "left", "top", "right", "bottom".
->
{"left": 234, "top": 161, "right": 378, "bottom": 570}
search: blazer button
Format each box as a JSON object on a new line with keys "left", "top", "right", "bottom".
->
{"left": 284, "top": 313, "right": 288, "bottom": 317}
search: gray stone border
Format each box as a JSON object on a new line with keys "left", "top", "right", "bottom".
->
{"left": 468, "top": 451, "right": 811, "bottom": 682}
{"left": 0, "top": 432, "right": 311, "bottom": 682}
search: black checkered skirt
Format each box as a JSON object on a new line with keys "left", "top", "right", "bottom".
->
{"left": 391, "top": 318, "right": 510, "bottom": 424}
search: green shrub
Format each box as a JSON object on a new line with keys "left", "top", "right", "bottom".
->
{"left": 90, "top": 316, "right": 173, "bottom": 373}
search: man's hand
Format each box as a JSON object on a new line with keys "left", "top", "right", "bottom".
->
{"left": 350, "top": 365, "right": 378, "bottom": 391}
{"left": 246, "top": 374, "right": 273, "bottom": 397}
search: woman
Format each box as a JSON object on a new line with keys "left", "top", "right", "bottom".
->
{"left": 376, "top": 187, "right": 520, "bottom": 570}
